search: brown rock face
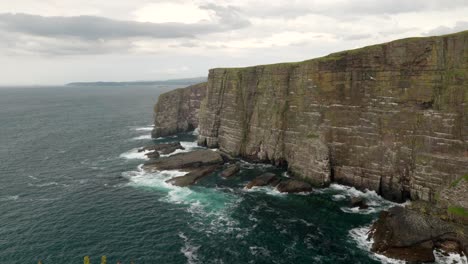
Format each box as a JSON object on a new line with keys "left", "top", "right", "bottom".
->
{"left": 369, "top": 206, "right": 467, "bottom": 262}
{"left": 198, "top": 31, "right": 468, "bottom": 202}
{"left": 152, "top": 82, "right": 207, "bottom": 138}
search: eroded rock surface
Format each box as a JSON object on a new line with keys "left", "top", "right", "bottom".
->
{"left": 369, "top": 206, "right": 467, "bottom": 262}
{"left": 245, "top": 173, "right": 281, "bottom": 189}
{"left": 221, "top": 163, "right": 240, "bottom": 178}
{"left": 198, "top": 31, "right": 468, "bottom": 202}
{"left": 166, "top": 165, "right": 220, "bottom": 187}
{"left": 276, "top": 179, "right": 312, "bottom": 193}
{"left": 152, "top": 82, "right": 207, "bottom": 138}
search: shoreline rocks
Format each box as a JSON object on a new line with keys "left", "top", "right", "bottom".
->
{"left": 166, "top": 165, "right": 220, "bottom": 187}
{"left": 144, "top": 149, "right": 223, "bottom": 171}
{"left": 221, "top": 164, "right": 240, "bottom": 178}
{"left": 245, "top": 173, "right": 281, "bottom": 189}
{"left": 369, "top": 206, "right": 467, "bottom": 262}
{"left": 276, "top": 179, "right": 312, "bottom": 193}
{"left": 139, "top": 142, "right": 184, "bottom": 156}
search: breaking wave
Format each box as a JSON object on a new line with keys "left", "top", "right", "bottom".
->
{"left": 131, "top": 134, "right": 152, "bottom": 140}
{"left": 119, "top": 148, "right": 151, "bottom": 160}
{"left": 349, "top": 226, "right": 468, "bottom": 264}
{"left": 325, "top": 184, "right": 405, "bottom": 215}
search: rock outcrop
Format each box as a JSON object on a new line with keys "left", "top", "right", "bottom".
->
{"left": 221, "top": 163, "right": 240, "bottom": 178}
{"left": 139, "top": 142, "right": 184, "bottom": 157}
{"left": 245, "top": 173, "right": 281, "bottom": 189}
{"left": 370, "top": 206, "right": 467, "bottom": 262}
{"left": 152, "top": 82, "right": 207, "bottom": 138}
{"left": 143, "top": 149, "right": 223, "bottom": 171}
{"left": 197, "top": 31, "right": 468, "bottom": 202}
{"left": 166, "top": 165, "right": 220, "bottom": 187}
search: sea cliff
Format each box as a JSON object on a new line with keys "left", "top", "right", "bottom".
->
{"left": 197, "top": 31, "right": 468, "bottom": 203}
{"left": 151, "top": 31, "right": 468, "bottom": 261}
{"left": 152, "top": 82, "right": 207, "bottom": 138}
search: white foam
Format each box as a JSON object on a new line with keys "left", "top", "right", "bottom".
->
{"left": 243, "top": 186, "right": 286, "bottom": 197}
{"left": 125, "top": 164, "right": 247, "bottom": 237}
{"left": 326, "top": 184, "right": 402, "bottom": 215}
{"left": 134, "top": 126, "right": 154, "bottom": 131}
{"left": 179, "top": 232, "right": 200, "bottom": 264}
{"left": 119, "top": 148, "right": 151, "bottom": 160}
{"left": 239, "top": 160, "right": 274, "bottom": 169}
{"left": 131, "top": 134, "right": 152, "bottom": 140}
{"left": 0, "top": 195, "right": 19, "bottom": 201}
{"left": 249, "top": 246, "right": 271, "bottom": 257}
{"left": 349, "top": 226, "right": 405, "bottom": 264}
{"left": 332, "top": 194, "right": 346, "bottom": 201}
{"left": 434, "top": 249, "right": 468, "bottom": 264}
{"left": 192, "top": 128, "right": 200, "bottom": 136}
{"left": 160, "top": 141, "right": 200, "bottom": 157}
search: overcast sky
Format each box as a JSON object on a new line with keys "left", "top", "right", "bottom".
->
{"left": 1, "top": 0, "right": 467, "bottom": 85}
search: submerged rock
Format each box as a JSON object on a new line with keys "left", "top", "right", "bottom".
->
{"left": 276, "top": 179, "right": 312, "bottom": 193}
{"left": 145, "top": 151, "right": 160, "bottom": 159}
{"left": 369, "top": 206, "right": 467, "bottom": 262}
{"left": 350, "top": 197, "right": 369, "bottom": 210}
{"left": 144, "top": 149, "right": 223, "bottom": 171}
{"left": 221, "top": 164, "right": 240, "bottom": 178}
{"left": 166, "top": 165, "right": 220, "bottom": 187}
{"left": 245, "top": 173, "right": 281, "bottom": 189}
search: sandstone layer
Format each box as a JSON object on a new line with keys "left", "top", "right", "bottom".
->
{"left": 197, "top": 31, "right": 468, "bottom": 202}
{"left": 152, "top": 82, "right": 207, "bottom": 138}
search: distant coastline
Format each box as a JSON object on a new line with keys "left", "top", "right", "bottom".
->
{"left": 66, "top": 76, "right": 207, "bottom": 87}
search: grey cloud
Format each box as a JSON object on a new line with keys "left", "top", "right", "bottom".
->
{"left": 0, "top": 6, "right": 250, "bottom": 40}
{"left": 243, "top": 0, "right": 468, "bottom": 19}
{"left": 424, "top": 21, "right": 468, "bottom": 36}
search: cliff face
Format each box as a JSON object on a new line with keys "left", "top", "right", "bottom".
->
{"left": 152, "top": 82, "right": 207, "bottom": 138}
{"left": 198, "top": 31, "right": 468, "bottom": 202}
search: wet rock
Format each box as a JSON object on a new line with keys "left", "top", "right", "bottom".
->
{"left": 276, "top": 179, "right": 312, "bottom": 193}
{"left": 166, "top": 165, "right": 220, "bottom": 187}
{"left": 245, "top": 173, "right": 281, "bottom": 189}
{"left": 145, "top": 151, "right": 160, "bottom": 159}
{"left": 221, "top": 164, "right": 240, "bottom": 178}
{"left": 139, "top": 142, "right": 184, "bottom": 155}
{"left": 350, "top": 197, "right": 369, "bottom": 209}
{"left": 143, "top": 149, "right": 223, "bottom": 171}
{"left": 369, "top": 206, "right": 467, "bottom": 262}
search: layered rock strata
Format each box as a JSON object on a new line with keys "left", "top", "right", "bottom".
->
{"left": 152, "top": 82, "right": 207, "bottom": 138}
{"left": 196, "top": 31, "right": 468, "bottom": 202}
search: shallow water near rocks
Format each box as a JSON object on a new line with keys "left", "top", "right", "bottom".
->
{"left": 0, "top": 86, "right": 465, "bottom": 263}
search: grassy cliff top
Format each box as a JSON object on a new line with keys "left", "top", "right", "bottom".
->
{"left": 210, "top": 30, "right": 468, "bottom": 72}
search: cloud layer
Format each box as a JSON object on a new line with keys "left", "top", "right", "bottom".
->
{"left": 0, "top": 0, "right": 467, "bottom": 84}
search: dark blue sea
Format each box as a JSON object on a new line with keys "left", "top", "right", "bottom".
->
{"left": 1, "top": 85, "right": 450, "bottom": 263}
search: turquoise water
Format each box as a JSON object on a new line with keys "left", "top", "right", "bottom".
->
{"left": 0, "top": 86, "right": 392, "bottom": 263}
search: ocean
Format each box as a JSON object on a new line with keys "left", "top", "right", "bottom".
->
{"left": 0, "top": 86, "right": 461, "bottom": 264}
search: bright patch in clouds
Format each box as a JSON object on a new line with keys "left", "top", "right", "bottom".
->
{"left": 133, "top": 3, "right": 212, "bottom": 23}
